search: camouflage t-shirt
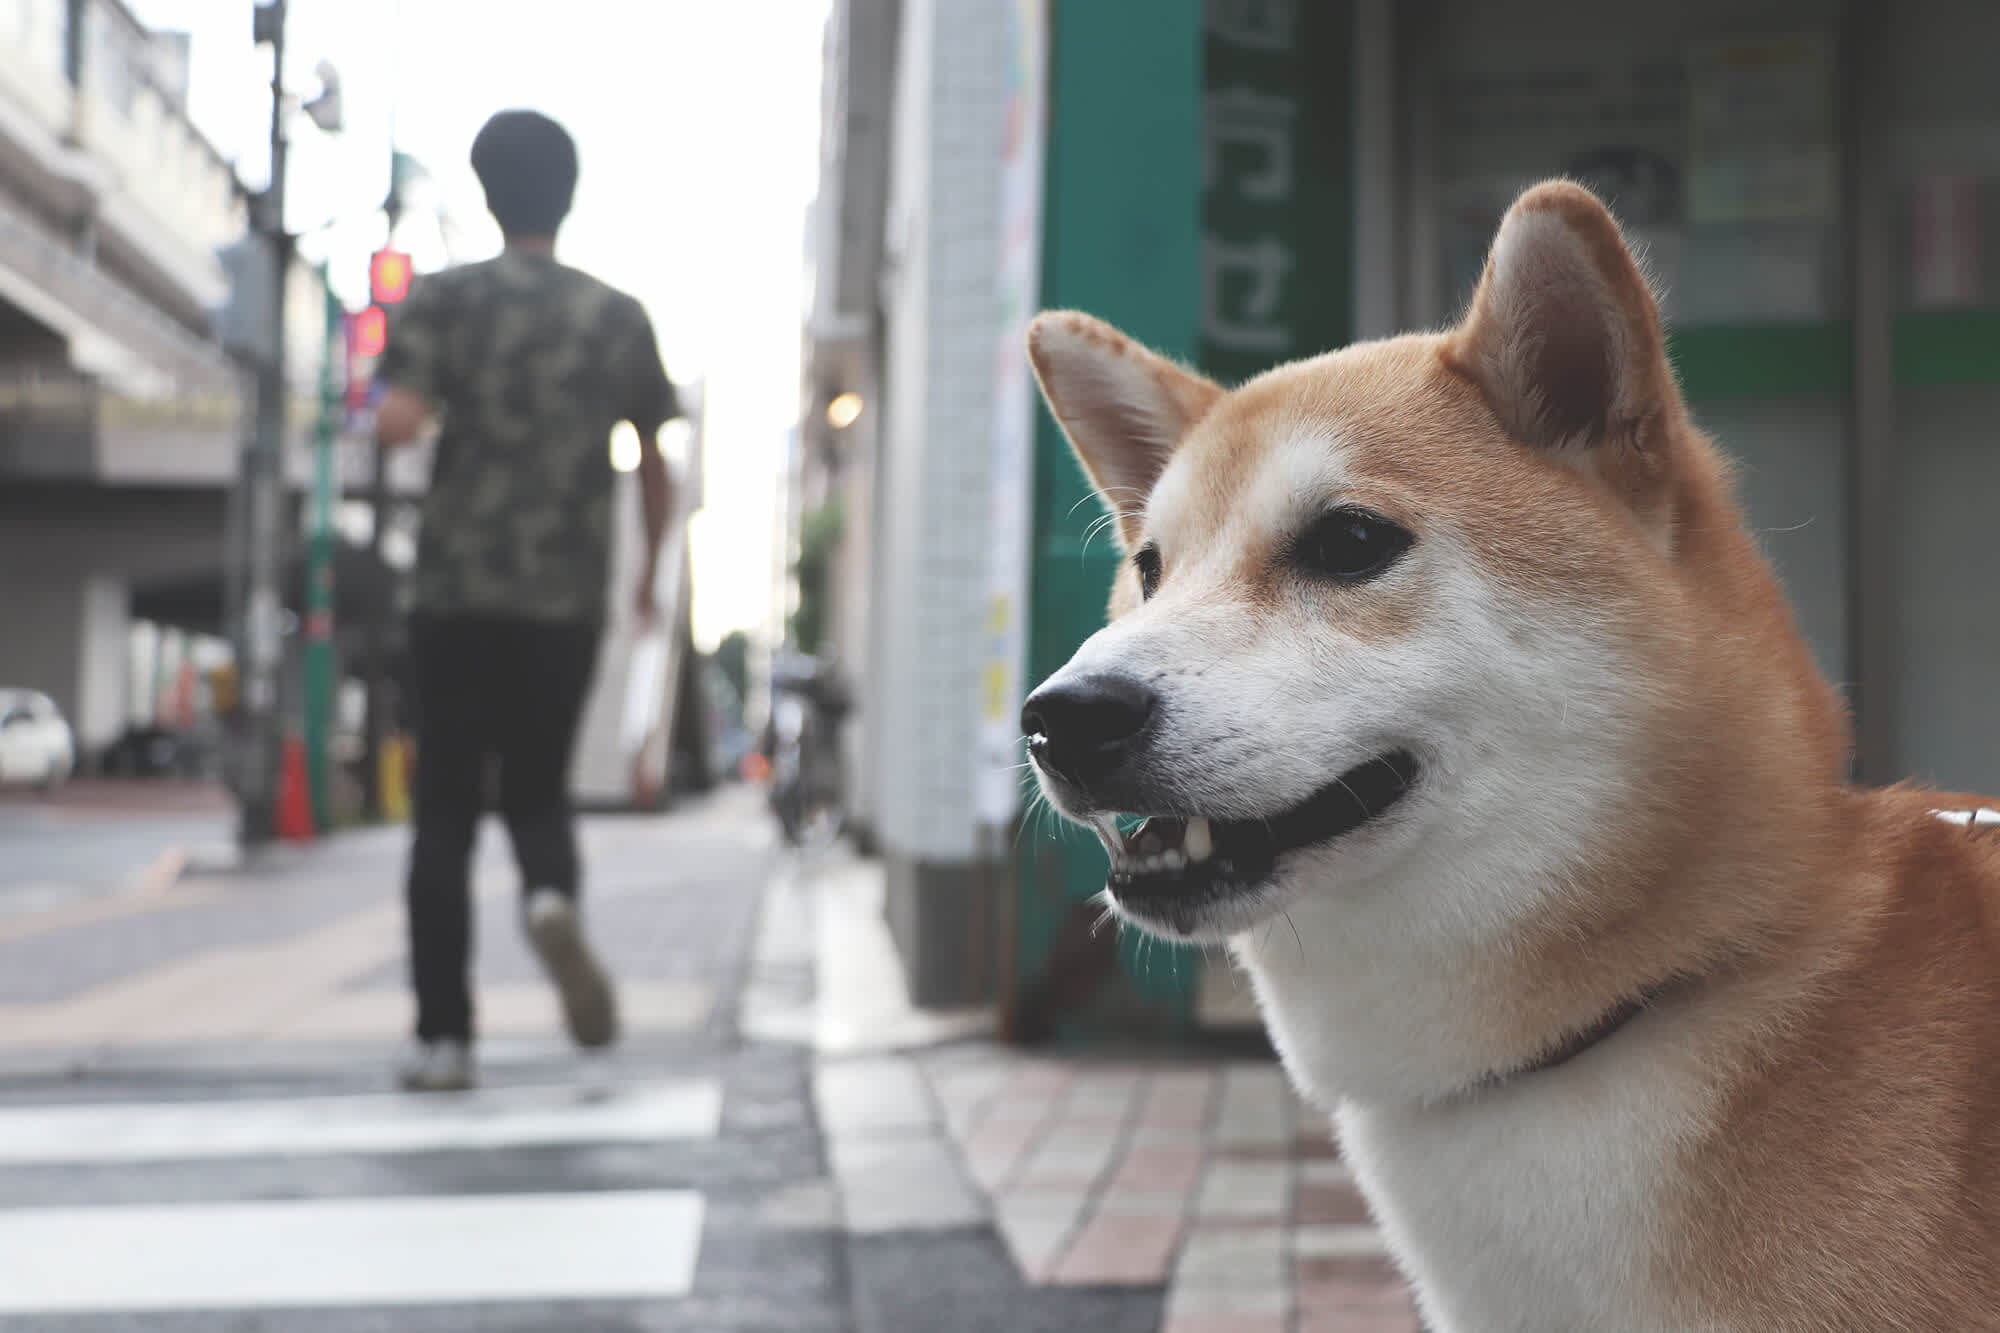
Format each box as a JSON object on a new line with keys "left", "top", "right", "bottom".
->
{"left": 377, "top": 250, "right": 678, "bottom": 622}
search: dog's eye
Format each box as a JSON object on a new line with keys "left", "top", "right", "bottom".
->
{"left": 1133, "top": 544, "right": 1162, "bottom": 600}
{"left": 1292, "top": 508, "right": 1413, "bottom": 583}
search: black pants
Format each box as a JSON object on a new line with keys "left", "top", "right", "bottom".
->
{"left": 405, "top": 613, "right": 601, "bottom": 1042}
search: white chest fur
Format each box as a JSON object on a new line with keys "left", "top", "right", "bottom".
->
{"left": 1328, "top": 1024, "right": 1711, "bottom": 1333}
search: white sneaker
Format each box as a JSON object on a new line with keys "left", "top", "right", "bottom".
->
{"left": 397, "top": 1039, "right": 475, "bottom": 1092}
{"left": 523, "top": 889, "right": 620, "bottom": 1049}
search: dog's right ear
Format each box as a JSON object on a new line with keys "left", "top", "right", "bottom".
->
{"left": 1027, "top": 311, "right": 1222, "bottom": 552}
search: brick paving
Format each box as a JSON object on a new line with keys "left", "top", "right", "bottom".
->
{"left": 919, "top": 1046, "right": 1421, "bottom": 1333}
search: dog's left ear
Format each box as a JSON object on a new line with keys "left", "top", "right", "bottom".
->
{"left": 1444, "top": 182, "right": 1684, "bottom": 503}
{"left": 1028, "top": 310, "right": 1222, "bottom": 552}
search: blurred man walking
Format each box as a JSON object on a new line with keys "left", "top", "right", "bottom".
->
{"left": 374, "top": 110, "right": 680, "bottom": 1091}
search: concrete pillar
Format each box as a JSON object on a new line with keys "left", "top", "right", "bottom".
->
{"left": 0, "top": 564, "right": 127, "bottom": 752}
{"left": 75, "top": 575, "right": 130, "bottom": 750}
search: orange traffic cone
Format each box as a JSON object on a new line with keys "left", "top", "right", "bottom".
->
{"left": 276, "top": 735, "right": 316, "bottom": 842}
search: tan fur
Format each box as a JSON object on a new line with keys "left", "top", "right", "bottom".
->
{"left": 1027, "top": 180, "right": 2000, "bottom": 1328}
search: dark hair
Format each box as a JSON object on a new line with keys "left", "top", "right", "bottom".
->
{"left": 470, "top": 110, "right": 578, "bottom": 237}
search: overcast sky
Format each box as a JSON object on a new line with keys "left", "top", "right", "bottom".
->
{"left": 128, "top": 0, "right": 831, "bottom": 651}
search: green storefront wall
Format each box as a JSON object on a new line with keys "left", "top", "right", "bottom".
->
{"left": 1010, "top": 1, "right": 1355, "bottom": 1045}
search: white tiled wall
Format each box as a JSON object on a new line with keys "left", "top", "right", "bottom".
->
{"left": 871, "top": 0, "right": 1009, "bottom": 862}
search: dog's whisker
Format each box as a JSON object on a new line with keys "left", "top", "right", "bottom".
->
{"left": 1283, "top": 909, "right": 1305, "bottom": 962}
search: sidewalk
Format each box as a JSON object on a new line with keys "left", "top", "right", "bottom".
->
{"left": 0, "top": 796, "right": 764, "bottom": 1078}
{"left": 799, "top": 854, "right": 1420, "bottom": 1333}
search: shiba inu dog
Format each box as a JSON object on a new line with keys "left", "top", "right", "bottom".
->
{"left": 1019, "top": 180, "right": 2000, "bottom": 1332}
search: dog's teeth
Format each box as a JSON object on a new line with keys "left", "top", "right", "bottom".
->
{"left": 1089, "top": 814, "right": 1124, "bottom": 859}
{"left": 1185, "top": 818, "right": 1213, "bottom": 862}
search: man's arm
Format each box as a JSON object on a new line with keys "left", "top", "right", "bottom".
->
{"left": 622, "top": 298, "right": 683, "bottom": 626}
{"left": 376, "top": 385, "right": 432, "bottom": 448}
{"left": 374, "top": 278, "right": 443, "bottom": 448}
{"left": 633, "top": 432, "right": 674, "bottom": 626}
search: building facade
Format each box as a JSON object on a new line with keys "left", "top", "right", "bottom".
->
{"left": 0, "top": 0, "right": 348, "bottom": 765}
{"left": 803, "top": 0, "right": 2000, "bottom": 1041}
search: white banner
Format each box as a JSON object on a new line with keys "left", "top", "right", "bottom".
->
{"left": 974, "top": 0, "right": 1050, "bottom": 828}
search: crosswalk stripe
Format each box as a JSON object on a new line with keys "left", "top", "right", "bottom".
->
{"left": 0, "top": 1190, "right": 705, "bottom": 1312}
{"left": 0, "top": 1077, "right": 722, "bottom": 1165}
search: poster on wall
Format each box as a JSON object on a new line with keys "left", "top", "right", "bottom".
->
{"left": 1686, "top": 34, "right": 1837, "bottom": 226}
{"left": 973, "top": 0, "right": 1049, "bottom": 829}
{"left": 1913, "top": 174, "right": 1981, "bottom": 309}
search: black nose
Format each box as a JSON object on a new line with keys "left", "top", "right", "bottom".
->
{"left": 1021, "top": 674, "right": 1156, "bottom": 784}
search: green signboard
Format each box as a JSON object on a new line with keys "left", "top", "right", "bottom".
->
{"left": 1010, "top": 0, "right": 1353, "bottom": 1046}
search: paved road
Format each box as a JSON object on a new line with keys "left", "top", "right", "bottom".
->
{"left": 0, "top": 788, "right": 852, "bottom": 1331}
{"left": 0, "top": 787, "right": 1175, "bottom": 1332}
{"left": 0, "top": 781, "right": 232, "bottom": 919}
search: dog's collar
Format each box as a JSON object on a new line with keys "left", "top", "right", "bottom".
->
{"left": 1468, "top": 991, "right": 1654, "bottom": 1096}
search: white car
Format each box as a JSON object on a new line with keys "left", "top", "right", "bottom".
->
{"left": 0, "top": 689, "right": 76, "bottom": 790}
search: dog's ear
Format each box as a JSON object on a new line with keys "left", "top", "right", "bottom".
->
{"left": 1027, "top": 310, "right": 1222, "bottom": 551}
{"left": 1445, "top": 181, "right": 1683, "bottom": 488}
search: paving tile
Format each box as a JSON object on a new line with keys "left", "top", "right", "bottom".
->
{"left": 995, "top": 1183, "right": 1094, "bottom": 1222}
{"left": 964, "top": 1114, "right": 1042, "bottom": 1191}
{"left": 1108, "top": 1141, "right": 1206, "bottom": 1195}
{"left": 1142, "top": 1069, "right": 1216, "bottom": 1128}
{"left": 1195, "top": 1158, "right": 1293, "bottom": 1220}
{"left": 1017, "top": 1121, "right": 1122, "bottom": 1186}
{"left": 1162, "top": 1315, "right": 1287, "bottom": 1333}
{"left": 1296, "top": 1179, "right": 1373, "bottom": 1226}
{"left": 1300, "top": 1159, "right": 1355, "bottom": 1187}
{"left": 929, "top": 1064, "right": 1014, "bottom": 1139}
{"left": 982, "top": 1092, "right": 1062, "bottom": 1125}
{"left": 1174, "top": 1224, "right": 1287, "bottom": 1289}
{"left": 1292, "top": 1224, "right": 1389, "bottom": 1259}
{"left": 1296, "top": 1284, "right": 1423, "bottom": 1333}
{"left": 1296, "top": 1277, "right": 1419, "bottom": 1314}
{"left": 1165, "top": 1280, "right": 1290, "bottom": 1317}
{"left": 1293, "top": 1100, "right": 1341, "bottom": 1155}
{"left": 1297, "top": 1313, "right": 1422, "bottom": 1333}
{"left": 1062, "top": 1074, "right": 1142, "bottom": 1126}
{"left": 1296, "top": 1124, "right": 1342, "bottom": 1159}
{"left": 1096, "top": 1186, "right": 1198, "bottom": 1218}
{"left": 1131, "top": 1124, "right": 1206, "bottom": 1149}
{"left": 1010, "top": 1061, "right": 1075, "bottom": 1096}
{"left": 993, "top": 1186, "right": 1090, "bottom": 1281}
{"left": 1050, "top": 1212, "right": 1182, "bottom": 1285}
{"left": 1295, "top": 1253, "right": 1405, "bottom": 1284}
{"left": 1213, "top": 1065, "right": 1291, "bottom": 1150}
{"left": 1066, "top": 1069, "right": 1144, "bottom": 1111}
{"left": 828, "top": 1132, "right": 986, "bottom": 1234}
{"left": 814, "top": 1054, "right": 933, "bottom": 1137}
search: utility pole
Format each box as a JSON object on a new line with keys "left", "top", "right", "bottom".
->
{"left": 360, "top": 157, "right": 407, "bottom": 821}
{"left": 302, "top": 268, "right": 341, "bottom": 832}
{"left": 238, "top": 0, "right": 293, "bottom": 847}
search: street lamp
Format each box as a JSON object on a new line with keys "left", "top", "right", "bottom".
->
{"left": 825, "top": 391, "right": 863, "bottom": 430}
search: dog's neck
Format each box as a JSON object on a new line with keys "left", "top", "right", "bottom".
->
{"left": 1471, "top": 990, "right": 1651, "bottom": 1091}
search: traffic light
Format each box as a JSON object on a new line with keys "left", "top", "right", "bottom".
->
{"left": 369, "top": 247, "right": 412, "bottom": 306}
{"left": 351, "top": 305, "right": 388, "bottom": 359}
{"left": 211, "top": 234, "right": 277, "bottom": 362}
